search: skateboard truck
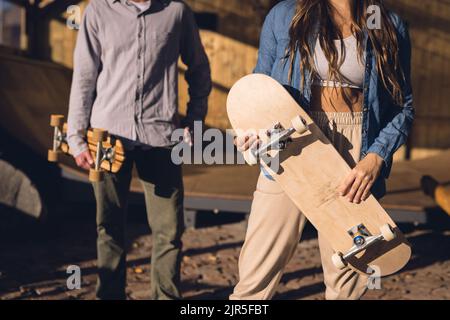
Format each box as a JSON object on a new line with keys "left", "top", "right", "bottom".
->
{"left": 48, "top": 115, "right": 66, "bottom": 163}
{"left": 243, "top": 116, "right": 309, "bottom": 165}
{"left": 331, "top": 223, "right": 397, "bottom": 270}
{"left": 89, "top": 128, "right": 109, "bottom": 182}
{"left": 266, "top": 122, "right": 293, "bottom": 150}
{"left": 48, "top": 114, "right": 114, "bottom": 183}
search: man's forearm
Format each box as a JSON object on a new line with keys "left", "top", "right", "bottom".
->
{"left": 67, "top": 80, "right": 96, "bottom": 157}
{"left": 183, "top": 97, "right": 209, "bottom": 126}
{"left": 67, "top": 2, "right": 101, "bottom": 158}
{"left": 67, "top": 131, "right": 89, "bottom": 158}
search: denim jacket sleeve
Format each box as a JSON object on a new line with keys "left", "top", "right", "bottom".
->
{"left": 367, "top": 17, "right": 414, "bottom": 172}
{"left": 254, "top": 8, "right": 277, "bottom": 75}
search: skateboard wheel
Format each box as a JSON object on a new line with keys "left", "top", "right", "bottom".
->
{"left": 89, "top": 169, "right": 104, "bottom": 182}
{"left": 92, "top": 128, "right": 108, "bottom": 143}
{"left": 50, "top": 114, "right": 65, "bottom": 127}
{"left": 380, "top": 224, "right": 396, "bottom": 242}
{"left": 47, "top": 150, "right": 59, "bottom": 162}
{"left": 331, "top": 252, "right": 346, "bottom": 270}
{"left": 291, "top": 116, "right": 308, "bottom": 134}
{"left": 243, "top": 150, "right": 258, "bottom": 166}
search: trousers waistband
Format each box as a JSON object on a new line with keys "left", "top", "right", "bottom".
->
{"left": 309, "top": 111, "right": 363, "bottom": 126}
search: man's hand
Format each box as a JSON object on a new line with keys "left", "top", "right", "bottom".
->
{"left": 234, "top": 132, "right": 261, "bottom": 152}
{"left": 75, "top": 150, "right": 94, "bottom": 171}
{"left": 183, "top": 127, "right": 193, "bottom": 147}
{"left": 338, "top": 153, "right": 384, "bottom": 204}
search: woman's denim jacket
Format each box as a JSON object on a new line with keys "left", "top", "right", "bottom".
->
{"left": 254, "top": 0, "right": 414, "bottom": 199}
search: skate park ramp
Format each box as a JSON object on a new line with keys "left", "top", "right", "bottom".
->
{"left": 1, "top": 51, "right": 449, "bottom": 224}
{"left": 0, "top": 52, "right": 72, "bottom": 162}
{"left": 0, "top": 51, "right": 260, "bottom": 219}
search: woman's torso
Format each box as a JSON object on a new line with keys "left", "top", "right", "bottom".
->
{"left": 310, "top": 86, "right": 363, "bottom": 112}
{"left": 311, "top": 32, "right": 365, "bottom": 113}
{"left": 254, "top": 0, "right": 413, "bottom": 199}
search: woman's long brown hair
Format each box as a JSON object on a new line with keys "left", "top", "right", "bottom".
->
{"left": 287, "top": 0, "right": 405, "bottom": 105}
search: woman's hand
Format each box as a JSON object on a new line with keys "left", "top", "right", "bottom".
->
{"left": 234, "top": 132, "right": 261, "bottom": 152}
{"left": 338, "top": 153, "right": 384, "bottom": 204}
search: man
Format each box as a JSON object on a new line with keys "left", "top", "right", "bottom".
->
{"left": 67, "top": 0, "right": 211, "bottom": 300}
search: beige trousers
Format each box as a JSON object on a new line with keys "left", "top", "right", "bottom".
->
{"left": 230, "top": 112, "right": 369, "bottom": 300}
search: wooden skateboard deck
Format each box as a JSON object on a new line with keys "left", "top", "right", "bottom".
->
{"left": 48, "top": 115, "right": 125, "bottom": 180}
{"left": 227, "top": 74, "right": 411, "bottom": 276}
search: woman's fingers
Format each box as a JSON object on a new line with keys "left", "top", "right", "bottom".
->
{"left": 237, "top": 133, "right": 260, "bottom": 152}
{"left": 341, "top": 171, "right": 375, "bottom": 203}
{"left": 353, "top": 177, "right": 370, "bottom": 204}
{"left": 338, "top": 171, "right": 356, "bottom": 196}
{"left": 235, "top": 134, "right": 249, "bottom": 150}
{"left": 346, "top": 175, "right": 364, "bottom": 203}
{"left": 361, "top": 181, "right": 374, "bottom": 201}
{"left": 339, "top": 154, "right": 383, "bottom": 203}
{"left": 249, "top": 138, "right": 261, "bottom": 151}
{"left": 245, "top": 135, "right": 259, "bottom": 150}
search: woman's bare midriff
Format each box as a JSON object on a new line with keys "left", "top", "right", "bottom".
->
{"left": 310, "top": 86, "right": 364, "bottom": 112}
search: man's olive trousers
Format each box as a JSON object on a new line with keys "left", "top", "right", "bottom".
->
{"left": 91, "top": 147, "right": 184, "bottom": 300}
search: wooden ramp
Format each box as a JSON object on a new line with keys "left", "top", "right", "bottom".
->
{"left": 59, "top": 151, "right": 450, "bottom": 225}
{"left": 0, "top": 52, "right": 72, "bottom": 159}
{"left": 181, "top": 152, "right": 450, "bottom": 225}
{"left": 382, "top": 150, "right": 450, "bottom": 222}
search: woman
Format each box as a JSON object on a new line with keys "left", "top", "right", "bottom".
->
{"left": 231, "top": 0, "right": 413, "bottom": 300}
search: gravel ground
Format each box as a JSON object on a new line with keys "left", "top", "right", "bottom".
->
{"left": 0, "top": 205, "right": 449, "bottom": 300}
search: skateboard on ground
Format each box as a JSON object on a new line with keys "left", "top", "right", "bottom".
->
{"left": 227, "top": 74, "right": 411, "bottom": 276}
{"left": 47, "top": 114, "right": 125, "bottom": 182}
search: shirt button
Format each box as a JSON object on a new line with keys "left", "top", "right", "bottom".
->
{"left": 363, "top": 107, "right": 368, "bottom": 112}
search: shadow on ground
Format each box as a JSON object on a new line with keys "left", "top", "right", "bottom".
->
{"left": 0, "top": 202, "right": 449, "bottom": 300}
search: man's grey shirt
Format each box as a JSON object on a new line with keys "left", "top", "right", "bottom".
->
{"left": 67, "top": 0, "right": 212, "bottom": 156}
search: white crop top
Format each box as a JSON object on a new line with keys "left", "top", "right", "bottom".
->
{"left": 313, "top": 35, "right": 365, "bottom": 89}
